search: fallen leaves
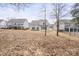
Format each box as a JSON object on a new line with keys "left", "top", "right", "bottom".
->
{"left": 0, "top": 29, "right": 79, "bottom": 56}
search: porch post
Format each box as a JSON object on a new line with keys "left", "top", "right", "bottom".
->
{"left": 69, "top": 26, "right": 71, "bottom": 35}
{"left": 73, "top": 27, "right": 75, "bottom": 36}
{"left": 77, "top": 27, "right": 79, "bottom": 36}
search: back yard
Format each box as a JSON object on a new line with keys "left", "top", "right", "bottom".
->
{"left": 0, "top": 29, "right": 79, "bottom": 56}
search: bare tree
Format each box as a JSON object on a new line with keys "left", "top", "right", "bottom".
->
{"left": 9, "top": 3, "right": 31, "bottom": 11}
{"left": 39, "top": 4, "right": 47, "bottom": 36}
{"left": 43, "top": 5, "right": 47, "bottom": 36}
{"left": 0, "top": 3, "right": 30, "bottom": 11}
{"left": 0, "top": 3, "right": 32, "bottom": 18}
{"left": 51, "top": 3, "right": 68, "bottom": 36}
{"left": 9, "top": 3, "right": 31, "bottom": 18}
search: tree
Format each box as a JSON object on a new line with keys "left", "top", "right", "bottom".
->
{"left": 51, "top": 3, "right": 67, "bottom": 36}
{"left": 0, "top": 3, "right": 32, "bottom": 19}
{"left": 9, "top": 3, "right": 32, "bottom": 18}
{"left": 71, "top": 3, "right": 79, "bottom": 24}
{"left": 44, "top": 5, "right": 47, "bottom": 36}
{"left": 39, "top": 4, "right": 47, "bottom": 36}
{"left": 0, "top": 3, "right": 32, "bottom": 12}
{"left": 9, "top": 3, "right": 31, "bottom": 11}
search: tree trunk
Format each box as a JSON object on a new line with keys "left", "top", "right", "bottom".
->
{"left": 45, "top": 20, "right": 47, "bottom": 36}
{"left": 44, "top": 7, "right": 47, "bottom": 36}
{"left": 45, "top": 24, "right": 47, "bottom": 36}
{"left": 57, "top": 19, "right": 59, "bottom": 36}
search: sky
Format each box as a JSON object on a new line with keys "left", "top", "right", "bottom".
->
{"left": 0, "top": 3, "right": 74, "bottom": 24}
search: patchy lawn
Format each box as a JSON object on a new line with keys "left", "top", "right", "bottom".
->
{"left": 0, "top": 29, "right": 79, "bottom": 56}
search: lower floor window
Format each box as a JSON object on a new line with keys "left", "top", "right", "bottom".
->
{"left": 32, "top": 27, "right": 35, "bottom": 30}
{"left": 37, "top": 27, "right": 39, "bottom": 30}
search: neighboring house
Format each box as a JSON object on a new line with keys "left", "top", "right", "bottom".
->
{"left": 0, "top": 20, "right": 3, "bottom": 28}
{"left": 53, "top": 20, "right": 76, "bottom": 31}
{"left": 49, "top": 24, "right": 53, "bottom": 29}
{"left": 65, "top": 23, "right": 79, "bottom": 32}
{"left": 30, "top": 20, "right": 50, "bottom": 30}
{"left": 7, "top": 18, "right": 29, "bottom": 29}
{"left": 0, "top": 19, "right": 7, "bottom": 29}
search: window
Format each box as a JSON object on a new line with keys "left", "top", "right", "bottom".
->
{"left": 37, "top": 27, "right": 39, "bottom": 30}
{"left": 32, "top": 27, "right": 35, "bottom": 30}
{"left": 43, "top": 22, "right": 45, "bottom": 25}
{"left": 14, "top": 23, "right": 16, "bottom": 25}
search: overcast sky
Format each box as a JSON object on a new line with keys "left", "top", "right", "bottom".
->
{"left": 0, "top": 3, "right": 74, "bottom": 24}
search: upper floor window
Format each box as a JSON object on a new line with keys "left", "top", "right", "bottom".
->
{"left": 43, "top": 22, "right": 45, "bottom": 25}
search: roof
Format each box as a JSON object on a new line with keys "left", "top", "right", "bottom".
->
{"left": 8, "top": 19, "right": 28, "bottom": 24}
{"left": 31, "top": 19, "right": 49, "bottom": 25}
{"left": 0, "top": 20, "right": 3, "bottom": 23}
{"left": 54, "top": 20, "right": 76, "bottom": 25}
{"left": 60, "top": 20, "right": 71, "bottom": 24}
{"left": 59, "top": 20, "right": 79, "bottom": 28}
{"left": 31, "top": 20, "right": 40, "bottom": 25}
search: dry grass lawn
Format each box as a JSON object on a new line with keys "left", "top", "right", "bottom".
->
{"left": 0, "top": 29, "right": 79, "bottom": 56}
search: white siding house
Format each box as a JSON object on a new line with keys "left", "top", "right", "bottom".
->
{"left": 23, "top": 20, "right": 29, "bottom": 29}
{"left": 30, "top": 20, "right": 50, "bottom": 30}
{"left": 0, "top": 20, "right": 3, "bottom": 28}
{"left": 0, "top": 20, "right": 7, "bottom": 29}
{"left": 53, "top": 20, "right": 75, "bottom": 31}
{"left": 53, "top": 22, "right": 65, "bottom": 31}
{"left": 7, "top": 18, "right": 29, "bottom": 29}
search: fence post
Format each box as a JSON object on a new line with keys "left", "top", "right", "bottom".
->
{"left": 69, "top": 26, "right": 71, "bottom": 35}
{"left": 77, "top": 27, "right": 78, "bottom": 36}
{"left": 73, "top": 27, "right": 74, "bottom": 36}
{"left": 69, "top": 27, "right": 70, "bottom": 35}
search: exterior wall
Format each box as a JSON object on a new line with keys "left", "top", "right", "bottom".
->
{"left": 53, "top": 24, "right": 57, "bottom": 30}
{"left": 23, "top": 20, "right": 29, "bottom": 29}
{"left": 39, "top": 21, "right": 49, "bottom": 30}
{"left": 7, "top": 20, "right": 29, "bottom": 29}
{"left": 40, "top": 25, "right": 49, "bottom": 30}
{"left": 30, "top": 25, "right": 41, "bottom": 30}
{"left": 53, "top": 23, "right": 65, "bottom": 31}
{"left": 59, "top": 23, "right": 65, "bottom": 31}
{"left": 0, "top": 21, "right": 7, "bottom": 28}
{"left": 47, "top": 25, "right": 50, "bottom": 30}
{"left": 30, "top": 20, "right": 50, "bottom": 31}
{"left": 7, "top": 22, "right": 17, "bottom": 28}
{"left": 30, "top": 25, "right": 50, "bottom": 31}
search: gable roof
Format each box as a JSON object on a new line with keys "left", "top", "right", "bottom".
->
{"left": 0, "top": 19, "right": 3, "bottom": 23}
{"left": 60, "top": 20, "right": 72, "bottom": 24}
{"left": 31, "top": 19, "right": 49, "bottom": 25}
{"left": 54, "top": 19, "right": 76, "bottom": 25}
{"left": 8, "top": 18, "right": 28, "bottom": 24}
{"left": 31, "top": 20, "right": 40, "bottom": 25}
